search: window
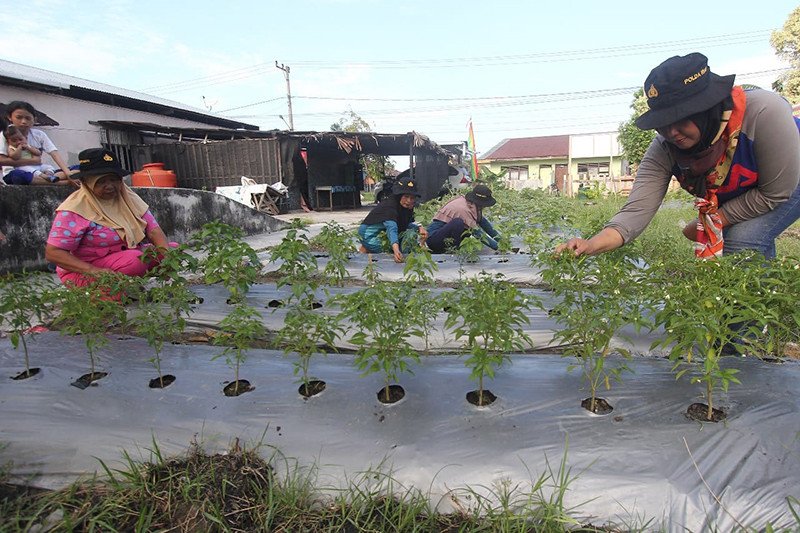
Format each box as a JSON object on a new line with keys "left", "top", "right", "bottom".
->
{"left": 539, "top": 164, "right": 553, "bottom": 182}
{"left": 501, "top": 165, "right": 528, "bottom": 180}
{"left": 577, "top": 162, "right": 610, "bottom": 180}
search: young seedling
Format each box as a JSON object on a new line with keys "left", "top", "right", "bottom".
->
{"left": 648, "top": 253, "right": 766, "bottom": 422}
{"left": 312, "top": 221, "right": 354, "bottom": 286}
{"left": 191, "top": 221, "right": 260, "bottom": 304}
{"left": 212, "top": 303, "right": 265, "bottom": 396}
{"left": 537, "top": 249, "right": 645, "bottom": 414}
{"left": 0, "top": 272, "right": 57, "bottom": 379}
{"left": 445, "top": 272, "right": 534, "bottom": 406}
{"left": 401, "top": 243, "right": 441, "bottom": 353}
{"left": 755, "top": 256, "right": 800, "bottom": 360}
{"left": 457, "top": 233, "right": 484, "bottom": 264}
{"left": 53, "top": 277, "right": 128, "bottom": 389}
{"left": 135, "top": 281, "right": 196, "bottom": 388}
{"left": 270, "top": 221, "right": 318, "bottom": 300}
{"left": 336, "top": 275, "right": 422, "bottom": 404}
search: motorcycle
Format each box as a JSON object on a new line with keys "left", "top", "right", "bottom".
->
{"left": 373, "top": 174, "right": 397, "bottom": 204}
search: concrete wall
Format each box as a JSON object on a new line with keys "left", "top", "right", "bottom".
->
{"left": 0, "top": 85, "right": 225, "bottom": 167}
{"left": 0, "top": 186, "right": 287, "bottom": 273}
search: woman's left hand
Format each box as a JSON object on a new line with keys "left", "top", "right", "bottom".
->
{"left": 418, "top": 226, "right": 428, "bottom": 242}
{"left": 682, "top": 220, "right": 699, "bottom": 242}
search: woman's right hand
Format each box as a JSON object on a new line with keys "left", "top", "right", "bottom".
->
{"left": 554, "top": 238, "right": 594, "bottom": 257}
{"left": 554, "top": 227, "right": 625, "bottom": 257}
{"left": 392, "top": 243, "right": 404, "bottom": 263}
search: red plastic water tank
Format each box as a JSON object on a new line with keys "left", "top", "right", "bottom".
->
{"left": 131, "top": 163, "right": 177, "bottom": 188}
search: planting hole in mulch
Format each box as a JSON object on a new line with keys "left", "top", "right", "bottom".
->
{"left": 266, "top": 299, "right": 285, "bottom": 308}
{"left": 466, "top": 389, "right": 497, "bottom": 406}
{"left": 11, "top": 368, "right": 41, "bottom": 380}
{"left": 149, "top": 375, "right": 177, "bottom": 389}
{"left": 512, "top": 247, "right": 521, "bottom": 253}
{"left": 224, "top": 380, "right": 254, "bottom": 397}
{"left": 581, "top": 397, "right": 614, "bottom": 415}
{"left": 71, "top": 372, "right": 108, "bottom": 389}
{"left": 308, "top": 301, "right": 323, "bottom": 310}
{"left": 686, "top": 402, "right": 727, "bottom": 423}
{"left": 190, "top": 295, "right": 204, "bottom": 304}
{"left": 298, "top": 380, "right": 326, "bottom": 398}
{"left": 377, "top": 384, "right": 405, "bottom": 404}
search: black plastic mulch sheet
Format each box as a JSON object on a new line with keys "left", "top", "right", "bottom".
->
{"left": 2, "top": 332, "right": 799, "bottom": 531}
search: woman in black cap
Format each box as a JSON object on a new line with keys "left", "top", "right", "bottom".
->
{"left": 426, "top": 183, "right": 502, "bottom": 253}
{"left": 45, "top": 148, "right": 175, "bottom": 286}
{"left": 358, "top": 178, "right": 427, "bottom": 263}
{"left": 557, "top": 52, "right": 800, "bottom": 259}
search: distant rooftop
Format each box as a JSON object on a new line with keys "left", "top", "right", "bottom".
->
{"left": 480, "top": 135, "right": 570, "bottom": 160}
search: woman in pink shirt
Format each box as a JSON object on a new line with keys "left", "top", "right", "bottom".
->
{"left": 45, "top": 148, "right": 175, "bottom": 286}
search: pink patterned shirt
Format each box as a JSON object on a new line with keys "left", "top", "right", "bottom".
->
{"left": 47, "top": 210, "right": 160, "bottom": 264}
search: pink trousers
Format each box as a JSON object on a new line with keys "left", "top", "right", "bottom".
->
{"left": 59, "top": 243, "right": 178, "bottom": 287}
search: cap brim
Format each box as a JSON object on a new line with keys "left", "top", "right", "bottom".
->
{"left": 635, "top": 73, "right": 735, "bottom": 130}
{"left": 73, "top": 167, "right": 131, "bottom": 180}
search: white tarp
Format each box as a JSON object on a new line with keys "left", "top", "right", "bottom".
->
{"left": 2, "top": 331, "right": 798, "bottom": 531}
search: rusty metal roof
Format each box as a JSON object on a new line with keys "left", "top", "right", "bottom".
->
{"left": 481, "top": 135, "right": 570, "bottom": 160}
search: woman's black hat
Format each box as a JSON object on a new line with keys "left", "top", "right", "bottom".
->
{"left": 635, "top": 53, "right": 735, "bottom": 131}
{"left": 465, "top": 184, "right": 496, "bottom": 207}
{"left": 72, "top": 148, "right": 131, "bottom": 180}
{"left": 393, "top": 178, "right": 421, "bottom": 197}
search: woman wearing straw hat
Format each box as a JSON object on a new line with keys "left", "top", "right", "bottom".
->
{"left": 44, "top": 148, "right": 176, "bottom": 286}
{"left": 557, "top": 52, "right": 800, "bottom": 259}
{"left": 426, "top": 183, "right": 502, "bottom": 254}
{"left": 358, "top": 178, "right": 427, "bottom": 263}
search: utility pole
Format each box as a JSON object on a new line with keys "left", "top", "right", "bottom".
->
{"left": 275, "top": 61, "right": 294, "bottom": 131}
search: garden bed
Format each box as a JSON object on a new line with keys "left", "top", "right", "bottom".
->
{"left": 2, "top": 332, "right": 798, "bottom": 530}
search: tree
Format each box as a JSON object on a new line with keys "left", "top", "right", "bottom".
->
{"left": 330, "top": 110, "right": 396, "bottom": 183}
{"left": 771, "top": 7, "right": 800, "bottom": 104}
{"left": 617, "top": 88, "right": 656, "bottom": 172}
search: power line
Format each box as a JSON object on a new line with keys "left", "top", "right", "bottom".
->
{"left": 134, "top": 29, "right": 774, "bottom": 96}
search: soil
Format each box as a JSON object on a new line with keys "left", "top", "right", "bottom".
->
{"left": 149, "top": 374, "right": 177, "bottom": 389}
{"left": 266, "top": 299, "right": 285, "bottom": 308}
{"left": 223, "top": 379, "right": 254, "bottom": 397}
{"left": 466, "top": 389, "right": 497, "bottom": 406}
{"left": 298, "top": 379, "right": 326, "bottom": 398}
{"left": 71, "top": 372, "right": 108, "bottom": 389}
{"left": 11, "top": 368, "right": 41, "bottom": 380}
{"left": 377, "top": 384, "right": 405, "bottom": 404}
{"left": 686, "top": 402, "right": 726, "bottom": 423}
{"left": 581, "top": 397, "right": 614, "bottom": 415}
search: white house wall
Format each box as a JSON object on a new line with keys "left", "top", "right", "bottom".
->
{"left": 570, "top": 132, "right": 621, "bottom": 158}
{"left": 0, "top": 86, "right": 226, "bottom": 166}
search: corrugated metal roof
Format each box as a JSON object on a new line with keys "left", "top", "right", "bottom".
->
{"left": 0, "top": 59, "right": 256, "bottom": 129}
{"left": 481, "top": 135, "right": 570, "bottom": 160}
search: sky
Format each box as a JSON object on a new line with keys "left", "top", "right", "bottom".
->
{"left": 2, "top": 0, "right": 797, "bottom": 156}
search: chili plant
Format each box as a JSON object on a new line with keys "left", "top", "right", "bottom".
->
{"left": 270, "top": 221, "right": 318, "bottom": 299}
{"left": 53, "top": 278, "right": 127, "bottom": 384}
{"left": 336, "top": 280, "right": 422, "bottom": 402}
{"left": 191, "top": 221, "right": 260, "bottom": 304}
{"left": 755, "top": 256, "right": 800, "bottom": 359}
{"left": 647, "top": 252, "right": 768, "bottom": 421}
{"left": 212, "top": 303, "right": 265, "bottom": 395}
{"left": 0, "top": 272, "right": 57, "bottom": 378}
{"left": 538, "top": 249, "right": 646, "bottom": 413}
{"left": 401, "top": 243, "right": 441, "bottom": 352}
{"left": 312, "top": 221, "right": 354, "bottom": 286}
{"left": 445, "top": 272, "right": 534, "bottom": 406}
{"left": 457, "top": 233, "right": 484, "bottom": 264}
{"left": 135, "top": 281, "right": 196, "bottom": 388}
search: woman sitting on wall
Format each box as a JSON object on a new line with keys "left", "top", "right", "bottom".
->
{"left": 358, "top": 178, "right": 427, "bottom": 263}
{"left": 45, "top": 148, "right": 175, "bottom": 286}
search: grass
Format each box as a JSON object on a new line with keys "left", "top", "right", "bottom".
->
{"left": 3, "top": 438, "right": 797, "bottom": 532}
{"left": 0, "top": 439, "right": 624, "bottom": 532}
